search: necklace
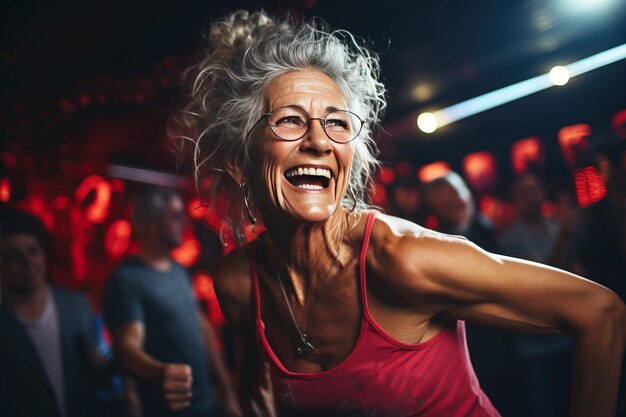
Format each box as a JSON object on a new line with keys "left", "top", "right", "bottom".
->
{"left": 275, "top": 215, "right": 346, "bottom": 355}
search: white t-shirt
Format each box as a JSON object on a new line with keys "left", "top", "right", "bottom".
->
{"left": 20, "top": 289, "right": 66, "bottom": 417}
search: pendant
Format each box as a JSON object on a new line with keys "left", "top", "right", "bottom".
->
{"left": 297, "top": 333, "right": 315, "bottom": 355}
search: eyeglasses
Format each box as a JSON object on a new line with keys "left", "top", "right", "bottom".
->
{"left": 252, "top": 105, "right": 364, "bottom": 143}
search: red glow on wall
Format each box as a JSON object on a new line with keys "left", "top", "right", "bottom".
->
{"left": 511, "top": 137, "right": 544, "bottom": 174}
{"left": 378, "top": 166, "right": 396, "bottom": 185}
{"left": 105, "top": 219, "right": 132, "bottom": 259}
{"left": 188, "top": 198, "right": 209, "bottom": 220}
{"left": 418, "top": 161, "right": 451, "bottom": 183}
{"left": 371, "top": 181, "right": 387, "bottom": 207}
{"left": 574, "top": 166, "right": 607, "bottom": 208}
{"left": 52, "top": 195, "right": 70, "bottom": 210}
{"left": 70, "top": 205, "right": 89, "bottom": 283}
{"left": 110, "top": 178, "right": 125, "bottom": 194}
{"left": 558, "top": 124, "right": 591, "bottom": 167}
{"left": 193, "top": 272, "right": 225, "bottom": 327}
{"left": 171, "top": 237, "right": 200, "bottom": 267}
{"left": 463, "top": 151, "right": 497, "bottom": 192}
{"left": 74, "top": 175, "right": 112, "bottom": 223}
{"left": 21, "top": 196, "right": 54, "bottom": 230}
{"left": 0, "top": 178, "right": 11, "bottom": 202}
{"left": 613, "top": 109, "right": 626, "bottom": 139}
{"left": 395, "top": 162, "right": 413, "bottom": 178}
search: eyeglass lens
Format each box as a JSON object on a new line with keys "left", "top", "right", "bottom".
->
{"left": 267, "top": 106, "right": 362, "bottom": 142}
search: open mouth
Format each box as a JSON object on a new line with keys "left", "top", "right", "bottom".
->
{"left": 285, "top": 166, "right": 332, "bottom": 190}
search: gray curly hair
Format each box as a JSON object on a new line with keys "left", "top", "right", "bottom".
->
{"left": 171, "top": 10, "right": 386, "bottom": 240}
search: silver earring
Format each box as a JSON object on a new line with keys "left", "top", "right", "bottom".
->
{"left": 240, "top": 181, "right": 257, "bottom": 224}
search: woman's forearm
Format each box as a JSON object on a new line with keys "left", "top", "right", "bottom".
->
{"left": 571, "top": 300, "right": 626, "bottom": 417}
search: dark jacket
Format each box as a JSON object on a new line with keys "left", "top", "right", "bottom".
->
{"left": 0, "top": 287, "right": 99, "bottom": 417}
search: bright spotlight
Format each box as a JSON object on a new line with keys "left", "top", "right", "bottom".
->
{"left": 549, "top": 66, "right": 570, "bottom": 86}
{"left": 417, "top": 112, "right": 438, "bottom": 133}
{"left": 566, "top": 0, "right": 615, "bottom": 12}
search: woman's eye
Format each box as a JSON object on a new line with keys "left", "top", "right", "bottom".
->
{"left": 326, "top": 118, "right": 349, "bottom": 130}
{"left": 275, "top": 116, "right": 306, "bottom": 127}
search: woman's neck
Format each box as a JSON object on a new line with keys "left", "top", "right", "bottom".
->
{"left": 260, "top": 208, "right": 349, "bottom": 301}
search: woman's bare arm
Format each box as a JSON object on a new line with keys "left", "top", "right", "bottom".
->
{"left": 374, "top": 215, "right": 626, "bottom": 417}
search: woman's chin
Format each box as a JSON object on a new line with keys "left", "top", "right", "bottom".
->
{"left": 280, "top": 202, "right": 338, "bottom": 224}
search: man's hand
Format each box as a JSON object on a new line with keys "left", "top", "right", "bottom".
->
{"left": 162, "top": 364, "right": 193, "bottom": 411}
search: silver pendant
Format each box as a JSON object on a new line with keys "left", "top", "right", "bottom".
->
{"left": 297, "top": 334, "right": 315, "bottom": 355}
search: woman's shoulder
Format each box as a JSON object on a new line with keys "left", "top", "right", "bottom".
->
{"left": 369, "top": 211, "right": 470, "bottom": 253}
{"left": 365, "top": 212, "right": 474, "bottom": 290}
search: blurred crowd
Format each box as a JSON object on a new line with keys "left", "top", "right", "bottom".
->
{"left": 1, "top": 137, "right": 625, "bottom": 417}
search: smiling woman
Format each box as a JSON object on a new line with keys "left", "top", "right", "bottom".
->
{"left": 171, "top": 10, "right": 384, "bottom": 241}
{"left": 172, "top": 9, "right": 626, "bottom": 417}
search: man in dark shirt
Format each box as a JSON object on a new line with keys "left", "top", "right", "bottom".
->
{"left": 102, "top": 187, "right": 240, "bottom": 417}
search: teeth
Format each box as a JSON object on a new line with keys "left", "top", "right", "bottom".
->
{"left": 285, "top": 167, "right": 332, "bottom": 179}
{"left": 298, "top": 184, "right": 323, "bottom": 190}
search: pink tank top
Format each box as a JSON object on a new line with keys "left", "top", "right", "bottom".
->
{"left": 251, "top": 211, "right": 502, "bottom": 417}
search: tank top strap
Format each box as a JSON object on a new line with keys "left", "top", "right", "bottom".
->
{"left": 359, "top": 211, "right": 378, "bottom": 317}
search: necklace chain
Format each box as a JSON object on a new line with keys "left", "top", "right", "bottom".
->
{"left": 275, "top": 214, "right": 346, "bottom": 355}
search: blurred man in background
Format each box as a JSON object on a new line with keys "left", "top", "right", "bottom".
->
{"left": 424, "top": 171, "right": 499, "bottom": 252}
{"left": 387, "top": 176, "right": 423, "bottom": 224}
{"left": 499, "top": 173, "right": 579, "bottom": 417}
{"left": 102, "top": 187, "right": 240, "bottom": 417}
{"left": 0, "top": 209, "right": 110, "bottom": 417}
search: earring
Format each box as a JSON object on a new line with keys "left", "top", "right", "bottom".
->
{"left": 240, "top": 181, "right": 257, "bottom": 224}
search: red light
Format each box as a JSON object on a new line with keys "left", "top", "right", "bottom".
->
{"left": 463, "top": 151, "right": 497, "bottom": 192}
{"left": 105, "top": 219, "right": 132, "bottom": 259}
{"left": 378, "top": 166, "right": 396, "bottom": 185}
{"left": 70, "top": 205, "right": 88, "bottom": 282}
{"left": 188, "top": 198, "right": 208, "bottom": 220}
{"left": 52, "top": 196, "right": 70, "bottom": 210}
{"left": 511, "top": 137, "right": 544, "bottom": 175}
{"left": 74, "top": 175, "right": 112, "bottom": 224}
{"left": 395, "top": 162, "right": 413, "bottom": 178}
{"left": 479, "top": 195, "right": 496, "bottom": 218}
{"left": 371, "top": 182, "right": 387, "bottom": 207}
{"left": 613, "top": 109, "right": 626, "bottom": 139}
{"left": 111, "top": 178, "right": 125, "bottom": 194}
{"left": 418, "top": 161, "right": 451, "bottom": 183}
{"left": 171, "top": 237, "right": 200, "bottom": 267}
{"left": 574, "top": 167, "right": 607, "bottom": 208}
{"left": 0, "top": 178, "right": 11, "bottom": 202}
{"left": 425, "top": 215, "right": 439, "bottom": 230}
{"left": 558, "top": 124, "right": 591, "bottom": 167}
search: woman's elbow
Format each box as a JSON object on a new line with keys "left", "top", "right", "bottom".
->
{"left": 574, "top": 289, "right": 626, "bottom": 340}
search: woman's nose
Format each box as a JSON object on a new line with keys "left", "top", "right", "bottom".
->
{"left": 300, "top": 119, "right": 332, "bottom": 154}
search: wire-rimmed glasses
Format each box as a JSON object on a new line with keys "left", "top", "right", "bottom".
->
{"left": 252, "top": 105, "right": 364, "bottom": 143}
